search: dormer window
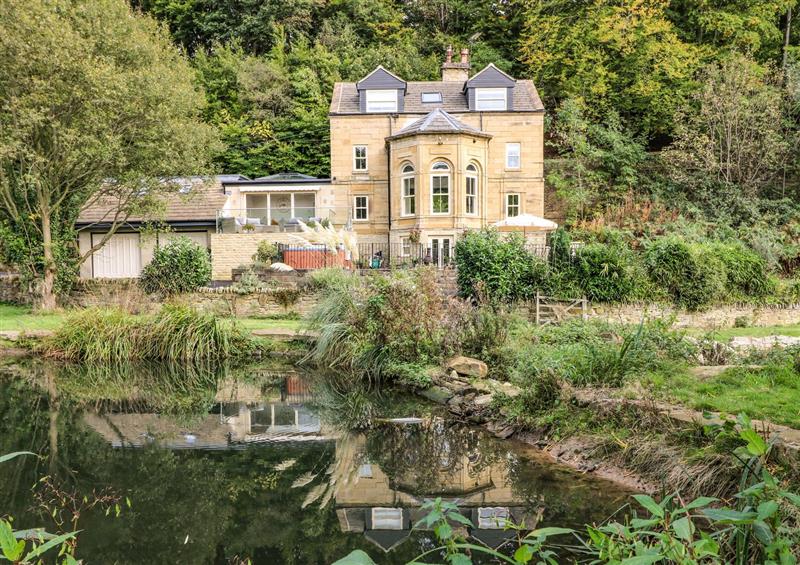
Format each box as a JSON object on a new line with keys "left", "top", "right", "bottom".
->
{"left": 365, "top": 90, "right": 398, "bottom": 112}
{"left": 475, "top": 88, "right": 507, "bottom": 111}
{"left": 421, "top": 92, "right": 442, "bottom": 103}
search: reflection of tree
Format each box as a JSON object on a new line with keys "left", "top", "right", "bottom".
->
{"left": 364, "top": 419, "right": 503, "bottom": 495}
{"left": 502, "top": 451, "right": 630, "bottom": 529}
{"left": 0, "top": 370, "right": 371, "bottom": 564}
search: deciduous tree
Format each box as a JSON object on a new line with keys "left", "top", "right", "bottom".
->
{"left": 0, "top": 0, "right": 218, "bottom": 309}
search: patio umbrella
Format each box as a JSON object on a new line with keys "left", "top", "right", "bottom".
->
{"left": 492, "top": 214, "right": 558, "bottom": 234}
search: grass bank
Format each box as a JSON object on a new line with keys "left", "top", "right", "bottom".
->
{"left": 0, "top": 303, "right": 303, "bottom": 334}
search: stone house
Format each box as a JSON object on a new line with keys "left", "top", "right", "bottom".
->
{"left": 323, "top": 47, "right": 546, "bottom": 264}
{"left": 75, "top": 48, "right": 547, "bottom": 280}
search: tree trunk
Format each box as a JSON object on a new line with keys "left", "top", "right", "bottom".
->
{"left": 39, "top": 206, "right": 58, "bottom": 311}
{"left": 784, "top": 7, "right": 793, "bottom": 71}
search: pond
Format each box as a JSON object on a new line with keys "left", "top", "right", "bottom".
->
{"left": 0, "top": 360, "right": 634, "bottom": 564}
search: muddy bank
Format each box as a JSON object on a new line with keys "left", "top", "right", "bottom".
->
{"left": 419, "top": 367, "right": 659, "bottom": 494}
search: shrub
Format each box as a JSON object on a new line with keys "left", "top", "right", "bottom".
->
{"left": 454, "top": 230, "right": 548, "bottom": 303}
{"left": 253, "top": 240, "right": 278, "bottom": 265}
{"left": 140, "top": 237, "right": 211, "bottom": 295}
{"left": 709, "top": 242, "right": 773, "bottom": 297}
{"left": 307, "top": 268, "right": 448, "bottom": 379}
{"left": 232, "top": 268, "right": 263, "bottom": 294}
{"left": 644, "top": 237, "right": 725, "bottom": 310}
{"left": 571, "top": 243, "right": 635, "bottom": 302}
{"left": 306, "top": 267, "right": 355, "bottom": 291}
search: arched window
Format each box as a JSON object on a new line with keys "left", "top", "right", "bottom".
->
{"left": 401, "top": 163, "right": 415, "bottom": 216}
{"left": 465, "top": 163, "right": 478, "bottom": 215}
{"left": 431, "top": 161, "right": 450, "bottom": 214}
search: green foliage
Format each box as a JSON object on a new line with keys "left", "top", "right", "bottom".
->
{"left": 571, "top": 243, "right": 636, "bottom": 302}
{"left": 454, "top": 230, "right": 548, "bottom": 303}
{"left": 644, "top": 237, "right": 725, "bottom": 310}
{"left": 0, "top": 0, "right": 218, "bottom": 308}
{"left": 307, "top": 268, "right": 449, "bottom": 379}
{"left": 547, "top": 99, "right": 648, "bottom": 220}
{"left": 139, "top": 237, "right": 212, "bottom": 296}
{"left": 521, "top": 1, "right": 700, "bottom": 138}
{"left": 231, "top": 268, "right": 263, "bottom": 294}
{"left": 253, "top": 240, "right": 279, "bottom": 264}
{"left": 42, "top": 306, "right": 256, "bottom": 363}
{"left": 709, "top": 242, "right": 774, "bottom": 298}
{"left": 500, "top": 319, "right": 694, "bottom": 391}
{"left": 1, "top": 452, "right": 79, "bottom": 564}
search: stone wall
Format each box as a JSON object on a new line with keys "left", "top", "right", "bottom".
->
{"left": 590, "top": 303, "right": 800, "bottom": 329}
{"left": 0, "top": 274, "right": 25, "bottom": 304}
{"left": 67, "top": 280, "right": 159, "bottom": 314}
{"left": 184, "top": 288, "right": 320, "bottom": 317}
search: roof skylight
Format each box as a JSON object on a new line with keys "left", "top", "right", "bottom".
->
{"left": 421, "top": 92, "right": 442, "bottom": 103}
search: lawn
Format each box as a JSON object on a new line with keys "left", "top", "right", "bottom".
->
{"left": 0, "top": 303, "right": 303, "bottom": 334}
{"left": 688, "top": 324, "right": 800, "bottom": 340}
{"left": 237, "top": 317, "right": 304, "bottom": 331}
{"left": 645, "top": 364, "right": 800, "bottom": 429}
{"left": 0, "top": 303, "right": 66, "bottom": 332}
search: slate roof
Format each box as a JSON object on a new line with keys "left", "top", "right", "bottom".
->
{"left": 330, "top": 77, "right": 544, "bottom": 115}
{"left": 387, "top": 108, "right": 492, "bottom": 141}
{"left": 76, "top": 177, "right": 229, "bottom": 226}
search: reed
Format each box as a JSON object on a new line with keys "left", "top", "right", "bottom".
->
{"left": 41, "top": 306, "right": 256, "bottom": 363}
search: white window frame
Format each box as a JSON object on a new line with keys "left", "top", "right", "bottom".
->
{"left": 465, "top": 164, "right": 478, "bottom": 216}
{"left": 421, "top": 91, "right": 442, "bottom": 103}
{"left": 401, "top": 237, "right": 411, "bottom": 257}
{"left": 365, "top": 89, "right": 398, "bottom": 113}
{"left": 506, "top": 193, "right": 521, "bottom": 218}
{"left": 430, "top": 162, "right": 451, "bottom": 215}
{"left": 353, "top": 195, "right": 369, "bottom": 221}
{"left": 505, "top": 142, "right": 521, "bottom": 170}
{"left": 475, "top": 88, "right": 507, "bottom": 111}
{"left": 353, "top": 145, "right": 368, "bottom": 172}
{"left": 401, "top": 174, "right": 416, "bottom": 216}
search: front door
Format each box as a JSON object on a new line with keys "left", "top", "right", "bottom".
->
{"left": 429, "top": 237, "right": 453, "bottom": 268}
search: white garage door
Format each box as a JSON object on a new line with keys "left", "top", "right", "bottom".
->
{"left": 92, "top": 233, "right": 142, "bottom": 278}
{"left": 158, "top": 231, "right": 209, "bottom": 248}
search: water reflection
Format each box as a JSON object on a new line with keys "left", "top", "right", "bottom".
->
{"left": 0, "top": 361, "right": 632, "bottom": 564}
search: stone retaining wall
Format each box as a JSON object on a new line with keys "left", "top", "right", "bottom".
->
{"left": 590, "top": 303, "right": 800, "bottom": 329}
{"left": 184, "top": 288, "right": 319, "bottom": 317}
{"left": 0, "top": 274, "right": 25, "bottom": 304}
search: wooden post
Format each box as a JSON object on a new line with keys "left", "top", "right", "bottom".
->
{"left": 535, "top": 291, "right": 540, "bottom": 325}
{"left": 582, "top": 296, "right": 588, "bottom": 320}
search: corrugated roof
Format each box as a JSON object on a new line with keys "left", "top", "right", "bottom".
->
{"left": 76, "top": 177, "right": 228, "bottom": 225}
{"left": 387, "top": 108, "right": 491, "bottom": 141}
{"left": 330, "top": 79, "right": 544, "bottom": 115}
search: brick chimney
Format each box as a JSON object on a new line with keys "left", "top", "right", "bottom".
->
{"left": 441, "top": 46, "right": 470, "bottom": 82}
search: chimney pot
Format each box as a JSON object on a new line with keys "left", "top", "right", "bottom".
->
{"left": 460, "top": 48, "right": 469, "bottom": 64}
{"left": 446, "top": 45, "right": 453, "bottom": 64}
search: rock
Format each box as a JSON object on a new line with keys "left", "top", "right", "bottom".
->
{"left": 441, "top": 380, "right": 473, "bottom": 394}
{"left": 447, "top": 356, "right": 488, "bottom": 378}
{"left": 420, "top": 386, "right": 452, "bottom": 405}
{"left": 474, "top": 394, "right": 494, "bottom": 408}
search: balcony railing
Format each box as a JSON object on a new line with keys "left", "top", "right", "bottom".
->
{"left": 216, "top": 207, "right": 351, "bottom": 234}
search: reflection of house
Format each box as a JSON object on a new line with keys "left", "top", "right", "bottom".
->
{"left": 334, "top": 433, "right": 541, "bottom": 553}
{"left": 83, "top": 376, "right": 332, "bottom": 449}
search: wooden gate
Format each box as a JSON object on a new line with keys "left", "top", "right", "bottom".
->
{"left": 534, "top": 292, "right": 588, "bottom": 325}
